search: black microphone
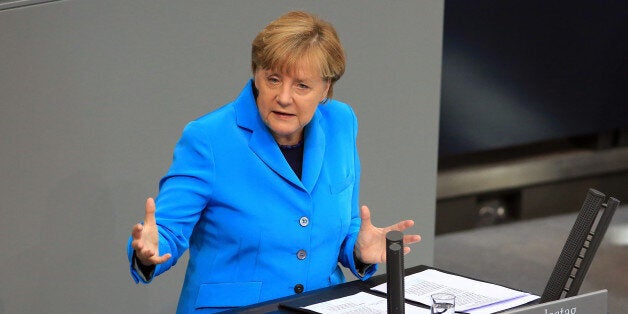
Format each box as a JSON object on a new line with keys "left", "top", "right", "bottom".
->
{"left": 386, "top": 230, "right": 405, "bottom": 314}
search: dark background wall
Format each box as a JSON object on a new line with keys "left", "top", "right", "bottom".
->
{"left": 436, "top": 0, "right": 628, "bottom": 234}
{"left": 439, "top": 0, "right": 628, "bottom": 157}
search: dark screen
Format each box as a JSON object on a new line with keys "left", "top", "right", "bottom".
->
{"left": 439, "top": 0, "right": 628, "bottom": 156}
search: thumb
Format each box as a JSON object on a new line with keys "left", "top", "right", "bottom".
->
{"left": 360, "top": 205, "right": 373, "bottom": 227}
{"left": 144, "top": 197, "right": 157, "bottom": 226}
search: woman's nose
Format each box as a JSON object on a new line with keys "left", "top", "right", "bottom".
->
{"left": 276, "top": 85, "right": 293, "bottom": 106}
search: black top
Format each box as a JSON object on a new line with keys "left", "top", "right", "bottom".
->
{"left": 279, "top": 141, "right": 304, "bottom": 180}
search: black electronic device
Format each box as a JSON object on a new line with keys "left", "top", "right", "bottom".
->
{"left": 540, "top": 189, "right": 620, "bottom": 302}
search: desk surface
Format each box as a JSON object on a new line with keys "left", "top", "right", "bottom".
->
{"left": 435, "top": 206, "right": 628, "bottom": 313}
{"left": 223, "top": 265, "right": 430, "bottom": 313}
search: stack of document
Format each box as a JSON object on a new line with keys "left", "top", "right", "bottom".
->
{"left": 303, "top": 292, "right": 430, "bottom": 314}
{"left": 371, "top": 269, "right": 539, "bottom": 314}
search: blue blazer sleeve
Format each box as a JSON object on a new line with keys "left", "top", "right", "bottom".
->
{"left": 337, "top": 107, "right": 377, "bottom": 279}
{"left": 128, "top": 121, "right": 215, "bottom": 283}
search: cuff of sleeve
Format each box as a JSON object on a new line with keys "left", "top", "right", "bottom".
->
{"left": 132, "top": 251, "right": 156, "bottom": 283}
{"left": 353, "top": 251, "right": 376, "bottom": 277}
{"left": 343, "top": 234, "right": 378, "bottom": 280}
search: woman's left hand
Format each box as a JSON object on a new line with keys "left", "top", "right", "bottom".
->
{"left": 354, "top": 205, "right": 422, "bottom": 265}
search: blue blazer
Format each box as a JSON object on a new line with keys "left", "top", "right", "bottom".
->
{"left": 127, "top": 80, "right": 376, "bottom": 313}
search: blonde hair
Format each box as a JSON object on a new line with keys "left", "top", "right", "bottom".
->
{"left": 251, "top": 11, "right": 346, "bottom": 101}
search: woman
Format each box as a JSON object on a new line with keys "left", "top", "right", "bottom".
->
{"left": 128, "top": 11, "right": 421, "bottom": 313}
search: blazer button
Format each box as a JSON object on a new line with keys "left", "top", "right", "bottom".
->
{"left": 297, "top": 249, "right": 307, "bottom": 260}
{"left": 294, "top": 284, "right": 304, "bottom": 294}
{"left": 299, "top": 216, "right": 309, "bottom": 227}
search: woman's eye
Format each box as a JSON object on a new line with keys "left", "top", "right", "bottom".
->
{"left": 267, "top": 76, "right": 280, "bottom": 84}
{"left": 297, "top": 83, "right": 310, "bottom": 90}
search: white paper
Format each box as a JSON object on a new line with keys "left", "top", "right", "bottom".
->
{"left": 465, "top": 294, "right": 540, "bottom": 314}
{"left": 371, "top": 269, "right": 539, "bottom": 313}
{"left": 303, "top": 291, "right": 430, "bottom": 314}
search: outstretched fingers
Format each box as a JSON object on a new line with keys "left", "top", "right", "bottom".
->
{"left": 403, "top": 234, "right": 421, "bottom": 245}
{"left": 130, "top": 197, "right": 172, "bottom": 266}
{"left": 150, "top": 253, "right": 172, "bottom": 264}
{"left": 389, "top": 219, "right": 415, "bottom": 233}
{"left": 131, "top": 223, "right": 144, "bottom": 239}
{"left": 131, "top": 223, "right": 144, "bottom": 250}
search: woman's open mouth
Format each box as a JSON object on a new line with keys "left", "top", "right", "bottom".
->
{"left": 273, "top": 111, "right": 295, "bottom": 119}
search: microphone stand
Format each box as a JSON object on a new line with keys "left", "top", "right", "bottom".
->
{"left": 386, "top": 230, "right": 405, "bottom": 314}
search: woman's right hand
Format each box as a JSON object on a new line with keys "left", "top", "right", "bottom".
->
{"left": 131, "top": 198, "right": 172, "bottom": 266}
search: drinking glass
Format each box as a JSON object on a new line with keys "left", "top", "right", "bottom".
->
{"left": 430, "top": 293, "right": 455, "bottom": 314}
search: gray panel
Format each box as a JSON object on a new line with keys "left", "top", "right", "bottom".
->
{"left": 502, "top": 290, "right": 607, "bottom": 314}
{"left": 0, "top": 1, "right": 442, "bottom": 313}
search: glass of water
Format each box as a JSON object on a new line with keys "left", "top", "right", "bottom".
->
{"left": 430, "top": 293, "right": 455, "bottom": 314}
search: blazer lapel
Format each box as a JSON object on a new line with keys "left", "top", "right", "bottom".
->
{"left": 248, "top": 129, "right": 303, "bottom": 188}
{"left": 235, "top": 80, "right": 304, "bottom": 189}
{"left": 301, "top": 111, "right": 325, "bottom": 194}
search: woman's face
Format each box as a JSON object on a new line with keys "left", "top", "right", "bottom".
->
{"left": 254, "top": 64, "right": 330, "bottom": 146}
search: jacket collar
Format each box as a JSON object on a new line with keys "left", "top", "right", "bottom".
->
{"left": 234, "top": 79, "right": 325, "bottom": 193}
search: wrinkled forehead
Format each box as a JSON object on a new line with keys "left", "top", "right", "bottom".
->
{"left": 262, "top": 48, "right": 327, "bottom": 80}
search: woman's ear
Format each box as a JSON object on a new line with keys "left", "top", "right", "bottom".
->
{"left": 321, "top": 81, "right": 331, "bottom": 102}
